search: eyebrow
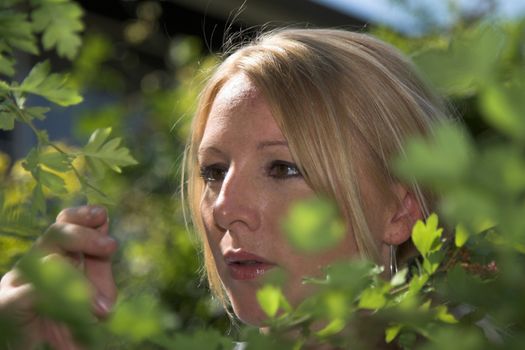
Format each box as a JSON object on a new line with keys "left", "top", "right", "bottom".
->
{"left": 256, "top": 140, "right": 288, "bottom": 150}
{"left": 198, "top": 140, "right": 288, "bottom": 156}
{"left": 198, "top": 146, "right": 224, "bottom": 157}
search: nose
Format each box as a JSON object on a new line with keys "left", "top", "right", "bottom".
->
{"left": 212, "top": 167, "right": 261, "bottom": 232}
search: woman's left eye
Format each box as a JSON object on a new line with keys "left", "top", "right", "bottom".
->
{"left": 268, "top": 161, "right": 302, "bottom": 179}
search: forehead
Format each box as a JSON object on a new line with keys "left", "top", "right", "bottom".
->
{"left": 200, "top": 74, "right": 284, "bottom": 147}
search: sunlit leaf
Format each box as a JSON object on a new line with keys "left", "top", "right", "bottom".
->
{"left": 316, "top": 318, "right": 345, "bottom": 338}
{"left": 359, "top": 286, "right": 387, "bottom": 310}
{"left": 422, "top": 251, "right": 444, "bottom": 275}
{"left": 385, "top": 324, "right": 402, "bottom": 343}
{"left": 256, "top": 285, "right": 282, "bottom": 318}
{"left": 455, "top": 224, "right": 469, "bottom": 248}
{"left": 323, "top": 291, "right": 348, "bottom": 319}
{"left": 39, "top": 167, "right": 67, "bottom": 194}
{"left": 39, "top": 151, "right": 72, "bottom": 172}
{"left": 434, "top": 305, "right": 457, "bottom": 324}
{"left": 391, "top": 268, "right": 408, "bottom": 287}
{"left": 411, "top": 214, "right": 443, "bottom": 257}
{"left": 18, "top": 60, "right": 83, "bottom": 106}
{"left": 83, "top": 127, "right": 138, "bottom": 176}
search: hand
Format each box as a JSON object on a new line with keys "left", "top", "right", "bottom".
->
{"left": 0, "top": 205, "right": 118, "bottom": 349}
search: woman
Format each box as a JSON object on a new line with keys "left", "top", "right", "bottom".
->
{"left": 0, "top": 28, "right": 448, "bottom": 348}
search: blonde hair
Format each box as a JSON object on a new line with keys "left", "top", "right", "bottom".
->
{"left": 184, "top": 28, "right": 449, "bottom": 305}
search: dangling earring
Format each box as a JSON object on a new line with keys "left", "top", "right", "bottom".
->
{"left": 389, "top": 244, "right": 398, "bottom": 277}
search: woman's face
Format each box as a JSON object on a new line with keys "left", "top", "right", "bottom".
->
{"left": 198, "top": 74, "right": 359, "bottom": 326}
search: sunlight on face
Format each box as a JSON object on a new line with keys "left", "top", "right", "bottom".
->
{"left": 198, "top": 74, "right": 358, "bottom": 326}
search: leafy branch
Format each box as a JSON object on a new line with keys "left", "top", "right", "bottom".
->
{"left": 0, "top": 1, "right": 137, "bottom": 216}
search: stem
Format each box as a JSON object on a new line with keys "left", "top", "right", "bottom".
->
{"left": 9, "top": 97, "right": 42, "bottom": 145}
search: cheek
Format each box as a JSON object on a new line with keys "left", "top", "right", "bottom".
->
{"left": 200, "top": 191, "right": 221, "bottom": 250}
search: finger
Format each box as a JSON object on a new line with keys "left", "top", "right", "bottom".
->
{"left": 38, "top": 223, "right": 117, "bottom": 258}
{"left": 85, "top": 220, "right": 117, "bottom": 317}
{"left": 86, "top": 257, "right": 117, "bottom": 318}
{"left": 88, "top": 221, "right": 117, "bottom": 318}
{"left": 0, "top": 284, "right": 36, "bottom": 322}
{"left": 0, "top": 269, "right": 24, "bottom": 288}
{"left": 40, "top": 254, "right": 112, "bottom": 320}
{"left": 56, "top": 205, "right": 108, "bottom": 229}
{"left": 43, "top": 321, "right": 85, "bottom": 350}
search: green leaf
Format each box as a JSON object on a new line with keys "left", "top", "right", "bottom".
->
{"left": 18, "top": 60, "right": 82, "bottom": 106}
{"left": 17, "top": 252, "right": 96, "bottom": 345}
{"left": 406, "top": 273, "right": 429, "bottom": 298}
{"left": 0, "top": 107, "right": 15, "bottom": 130}
{"left": 31, "top": 0, "right": 84, "bottom": 59}
{"left": 107, "top": 294, "right": 164, "bottom": 342}
{"left": 315, "top": 318, "right": 345, "bottom": 338}
{"left": 22, "top": 148, "right": 39, "bottom": 173}
{"left": 282, "top": 197, "right": 346, "bottom": 253}
{"left": 385, "top": 324, "right": 402, "bottom": 343}
{"left": 0, "top": 54, "right": 15, "bottom": 76}
{"left": 256, "top": 285, "right": 282, "bottom": 318}
{"left": 323, "top": 290, "right": 349, "bottom": 319}
{"left": 391, "top": 268, "right": 408, "bottom": 287}
{"left": 31, "top": 181, "right": 46, "bottom": 215}
{"left": 40, "top": 151, "right": 72, "bottom": 172}
{"left": 394, "top": 123, "right": 474, "bottom": 188}
{"left": 414, "top": 23, "right": 505, "bottom": 95}
{"left": 83, "top": 127, "right": 138, "bottom": 176}
{"left": 434, "top": 305, "right": 457, "bottom": 324}
{"left": 422, "top": 250, "right": 444, "bottom": 275}
{"left": 481, "top": 79, "right": 525, "bottom": 141}
{"left": 168, "top": 330, "right": 234, "bottom": 350}
{"left": 39, "top": 167, "right": 67, "bottom": 194}
{"left": 83, "top": 181, "right": 114, "bottom": 206}
{"left": 25, "top": 106, "right": 50, "bottom": 120}
{"left": 0, "top": 10, "right": 38, "bottom": 55}
{"left": 358, "top": 286, "right": 387, "bottom": 310}
{"left": 411, "top": 214, "right": 443, "bottom": 257}
{"left": 455, "top": 223, "right": 469, "bottom": 248}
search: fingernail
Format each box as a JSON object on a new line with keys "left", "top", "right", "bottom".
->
{"left": 95, "top": 295, "right": 112, "bottom": 314}
{"left": 96, "top": 236, "right": 115, "bottom": 247}
{"left": 90, "top": 206, "right": 104, "bottom": 216}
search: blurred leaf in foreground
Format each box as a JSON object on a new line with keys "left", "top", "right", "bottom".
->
{"left": 282, "top": 197, "right": 345, "bottom": 253}
{"left": 17, "top": 251, "right": 97, "bottom": 346}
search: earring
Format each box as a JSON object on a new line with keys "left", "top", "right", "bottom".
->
{"left": 389, "top": 244, "right": 398, "bottom": 277}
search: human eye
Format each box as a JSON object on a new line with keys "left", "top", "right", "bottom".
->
{"left": 199, "top": 164, "right": 228, "bottom": 183}
{"left": 267, "top": 160, "right": 302, "bottom": 179}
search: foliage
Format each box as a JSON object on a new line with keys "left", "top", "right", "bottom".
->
{"left": 0, "top": 1, "right": 524, "bottom": 349}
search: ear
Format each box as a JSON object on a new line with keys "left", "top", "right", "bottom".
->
{"left": 382, "top": 184, "right": 423, "bottom": 246}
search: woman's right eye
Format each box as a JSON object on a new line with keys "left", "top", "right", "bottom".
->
{"left": 199, "top": 165, "right": 228, "bottom": 183}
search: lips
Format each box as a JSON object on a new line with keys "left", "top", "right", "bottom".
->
{"left": 223, "top": 250, "right": 276, "bottom": 280}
